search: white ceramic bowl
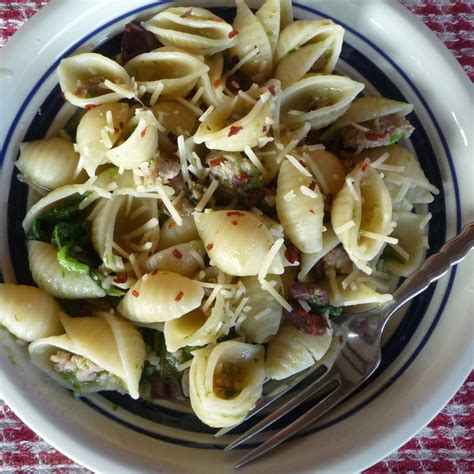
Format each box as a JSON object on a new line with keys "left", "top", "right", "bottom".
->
{"left": 0, "top": 1, "right": 472, "bottom": 472}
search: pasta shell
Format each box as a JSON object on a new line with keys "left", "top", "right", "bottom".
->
{"left": 276, "top": 159, "right": 325, "bottom": 253}
{"left": 16, "top": 137, "right": 85, "bottom": 190}
{"left": 300, "top": 147, "right": 346, "bottom": 198}
{"left": 142, "top": 7, "right": 237, "bottom": 56}
{"left": 298, "top": 224, "right": 340, "bottom": 282}
{"left": 27, "top": 241, "right": 106, "bottom": 299}
{"left": 58, "top": 53, "right": 133, "bottom": 108}
{"left": 255, "top": 0, "right": 281, "bottom": 57}
{"left": 22, "top": 182, "right": 111, "bottom": 233}
{"left": 189, "top": 341, "right": 265, "bottom": 427}
{"left": 238, "top": 275, "right": 283, "bottom": 343}
{"left": 158, "top": 215, "right": 199, "bottom": 250}
{"left": 194, "top": 92, "right": 274, "bottom": 151}
{"left": 275, "top": 20, "right": 344, "bottom": 87}
{"left": 266, "top": 323, "right": 333, "bottom": 380}
{"left": 331, "top": 165, "right": 393, "bottom": 273}
{"left": 321, "top": 96, "right": 414, "bottom": 141}
{"left": 321, "top": 275, "right": 393, "bottom": 307}
{"left": 199, "top": 53, "right": 231, "bottom": 108}
{"left": 228, "top": 0, "right": 273, "bottom": 83}
{"left": 143, "top": 240, "right": 205, "bottom": 276}
{"left": 194, "top": 210, "right": 284, "bottom": 277}
{"left": 29, "top": 311, "right": 145, "bottom": 399}
{"left": 105, "top": 110, "right": 159, "bottom": 169}
{"left": 75, "top": 103, "right": 129, "bottom": 176}
{"left": 280, "top": 74, "right": 365, "bottom": 130}
{"left": 164, "top": 293, "right": 228, "bottom": 352}
{"left": 0, "top": 284, "right": 63, "bottom": 342}
{"left": 152, "top": 100, "right": 198, "bottom": 137}
{"left": 360, "top": 145, "right": 439, "bottom": 207}
{"left": 117, "top": 271, "right": 205, "bottom": 323}
{"left": 91, "top": 195, "right": 159, "bottom": 272}
{"left": 124, "top": 48, "right": 209, "bottom": 96}
{"left": 383, "top": 212, "right": 427, "bottom": 277}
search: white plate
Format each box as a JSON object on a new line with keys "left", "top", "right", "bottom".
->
{"left": 0, "top": 1, "right": 472, "bottom": 472}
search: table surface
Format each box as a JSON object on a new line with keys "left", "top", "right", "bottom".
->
{"left": 0, "top": 0, "right": 473, "bottom": 472}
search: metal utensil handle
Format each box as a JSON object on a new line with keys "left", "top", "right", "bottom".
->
{"left": 386, "top": 222, "right": 474, "bottom": 321}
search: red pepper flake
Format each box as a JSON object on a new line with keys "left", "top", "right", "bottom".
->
{"left": 172, "top": 248, "right": 183, "bottom": 259}
{"left": 268, "top": 84, "right": 276, "bottom": 96}
{"left": 299, "top": 160, "right": 306, "bottom": 167}
{"left": 114, "top": 273, "right": 128, "bottom": 284}
{"left": 140, "top": 127, "right": 147, "bottom": 138}
{"left": 228, "top": 126, "right": 243, "bottom": 137}
{"left": 226, "top": 211, "right": 245, "bottom": 217}
{"left": 114, "top": 127, "right": 120, "bottom": 134}
{"left": 175, "top": 291, "right": 184, "bottom": 301}
{"left": 119, "top": 121, "right": 125, "bottom": 129}
{"left": 309, "top": 181, "right": 317, "bottom": 191}
{"left": 132, "top": 290, "right": 140, "bottom": 298}
{"left": 231, "top": 220, "right": 238, "bottom": 226}
{"left": 85, "top": 104, "right": 97, "bottom": 110}
{"left": 151, "top": 269, "right": 159, "bottom": 275}
{"left": 309, "top": 209, "right": 315, "bottom": 214}
{"left": 239, "top": 172, "right": 251, "bottom": 184}
{"left": 168, "top": 222, "right": 176, "bottom": 230}
{"left": 285, "top": 247, "right": 300, "bottom": 264}
{"left": 213, "top": 79, "right": 221, "bottom": 88}
{"left": 181, "top": 8, "right": 193, "bottom": 18}
{"left": 360, "top": 160, "right": 369, "bottom": 171}
{"left": 206, "top": 243, "right": 214, "bottom": 251}
{"left": 228, "top": 29, "right": 239, "bottom": 38}
{"left": 60, "top": 91, "right": 66, "bottom": 100}
{"left": 209, "top": 157, "right": 225, "bottom": 167}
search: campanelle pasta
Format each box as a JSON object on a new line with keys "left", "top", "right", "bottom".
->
{"left": 5, "top": 0, "right": 438, "bottom": 430}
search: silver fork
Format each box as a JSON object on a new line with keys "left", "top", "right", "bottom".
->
{"left": 227, "top": 222, "right": 474, "bottom": 469}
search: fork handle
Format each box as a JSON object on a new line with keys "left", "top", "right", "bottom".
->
{"left": 385, "top": 222, "right": 474, "bottom": 322}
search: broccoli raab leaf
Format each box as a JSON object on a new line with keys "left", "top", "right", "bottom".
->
{"left": 308, "top": 297, "right": 342, "bottom": 317}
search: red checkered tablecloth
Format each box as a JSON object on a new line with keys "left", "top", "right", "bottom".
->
{"left": 0, "top": 0, "right": 472, "bottom": 472}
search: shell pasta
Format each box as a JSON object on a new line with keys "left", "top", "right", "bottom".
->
{"left": 4, "top": 0, "right": 439, "bottom": 429}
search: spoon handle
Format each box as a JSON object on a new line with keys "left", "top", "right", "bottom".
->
{"left": 385, "top": 222, "right": 474, "bottom": 320}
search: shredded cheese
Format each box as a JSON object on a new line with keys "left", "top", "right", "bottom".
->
{"left": 388, "top": 242, "right": 410, "bottom": 260}
{"left": 202, "top": 285, "right": 223, "bottom": 313}
{"left": 194, "top": 179, "right": 219, "bottom": 212}
{"left": 345, "top": 176, "right": 360, "bottom": 202}
{"left": 190, "top": 86, "right": 204, "bottom": 104}
{"left": 149, "top": 82, "right": 164, "bottom": 106}
{"left": 244, "top": 146, "right": 267, "bottom": 176}
{"left": 103, "top": 79, "right": 135, "bottom": 99}
{"left": 224, "top": 47, "right": 260, "bottom": 79}
{"left": 198, "top": 105, "right": 215, "bottom": 123}
{"left": 176, "top": 96, "right": 203, "bottom": 116}
{"left": 155, "top": 181, "right": 183, "bottom": 226}
{"left": 238, "top": 90, "right": 257, "bottom": 104}
{"left": 257, "top": 238, "right": 284, "bottom": 281}
{"left": 283, "top": 190, "right": 296, "bottom": 202}
{"left": 285, "top": 154, "right": 312, "bottom": 177}
{"left": 298, "top": 299, "right": 311, "bottom": 312}
{"left": 360, "top": 230, "right": 398, "bottom": 245}
{"left": 334, "top": 220, "right": 356, "bottom": 234}
{"left": 260, "top": 279, "right": 292, "bottom": 312}
{"left": 189, "top": 249, "right": 205, "bottom": 269}
{"left": 419, "top": 212, "right": 432, "bottom": 229}
{"left": 300, "top": 185, "right": 318, "bottom": 199}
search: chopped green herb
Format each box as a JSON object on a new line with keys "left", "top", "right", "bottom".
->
{"left": 389, "top": 132, "right": 403, "bottom": 145}
{"left": 308, "top": 297, "right": 342, "bottom": 317}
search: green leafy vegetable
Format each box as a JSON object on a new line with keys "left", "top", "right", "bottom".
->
{"left": 389, "top": 132, "right": 403, "bottom": 145}
{"left": 308, "top": 298, "right": 342, "bottom": 317}
{"left": 57, "top": 243, "right": 90, "bottom": 274}
{"left": 154, "top": 331, "right": 181, "bottom": 383}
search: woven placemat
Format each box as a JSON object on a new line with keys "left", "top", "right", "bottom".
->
{"left": 0, "top": 0, "right": 472, "bottom": 471}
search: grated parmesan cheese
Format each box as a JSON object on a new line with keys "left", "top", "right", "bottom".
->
{"left": 177, "top": 135, "right": 191, "bottom": 188}
{"left": 238, "top": 90, "right": 257, "bottom": 104}
{"left": 345, "top": 176, "right": 360, "bottom": 202}
{"left": 155, "top": 181, "right": 183, "bottom": 226}
{"left": 202, "top": 285, "right": 223, "bottom": 313}
{"left": 244, "top": 146, "right": 267, "bottom": 176}
{"left": 198, "top": 105, "right": 215, "bottom": 123}
{"left": 419, "top": 212, "right": 432, "bottom": 229}
{"left": 285, "top": 154, "right": 312, "bottom": 177}
{"left": 283, "top": 190, "right": 296, "bottom": 202}
{"left": 189, "top": 249, "right": 205, "bottom": 269}
{"left": 224, "top": 47, "right": 260, "bottom": 80}
{"left": 388, "top": 242, "right": 410, "bottom": 260}
{"left": 122, "top": 218, "right": 159, "bottom": 241}
{"left": 334, "top": 220, "right": 356, "bottom": 234}
{"left": 260, "top": 279, "right": 292, "bottom": 311}
{"left": 360, "top": 230, "right": 398, "bottom": 245}
{"left": 190, "top": 86, "right": 204, "bottom": 104}
{"left": 300, "top": 185, "right": 318, "bottom": 199}
{"left": 176, "top": 96, "right": 203, "bottom": 116}
{"left": 103, "top": 79, "right": 135, "bottom": 99}
{"left": 257, "top": 238, "right": 284, "bottom": 281}
{"left": 194, "top": 179, "right": 219, "bottom": 212}
{"left": 298, "top": 299, "right": 311, "bottom": 312}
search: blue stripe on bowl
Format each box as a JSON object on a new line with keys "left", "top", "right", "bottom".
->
{"left": 2, "top": 1, "right": 460, "bottom": 450}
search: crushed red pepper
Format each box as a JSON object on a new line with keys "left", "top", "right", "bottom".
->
{"left": 228, "top": 29, "right": 239, "bottom": 38}
{"left": 206, "top": 243, "right": 214, "bottom": 251}
{"left": 175, "top": 291, "right": 184, "bottom": 301}
{"left": 309, "top": 181, "right": 317, "bottom": 191}
{"left": 151, "top": 270, "right": 159, "bottom": 275}
{"left": 228, "top": 126, "right": 243, "bottom": 137}
{"left": 226, "top": 211, "right": 245, "bottom": 217}
{"left": 172, "top": 248, "right": 183, "bottom": 259}
{"left": 213, "top": 79, "right": 221, "bottom": 88}
{"left": 268, "top": 84, "right": 276, "bottom": 96}
{"left": 132, "top": 290, "right": 140, "bottom": 297}
{"left": 360, "top": 160, "right": 369, "bottom": 171}
{"left": 140, "top": 127, "right": 147, "bottom": 138}
{"left": 284, "top": 247, "right": 300, "bottom": 264}
{"left": 231, "top": 220, "right": 238, "bottom": 226}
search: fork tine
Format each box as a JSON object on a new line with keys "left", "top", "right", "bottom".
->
{"left": 234, "top": 377, "right": 351, "bottom": 469}
{"left": 225, "top": 367, "right": 338, "bottom": 451}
